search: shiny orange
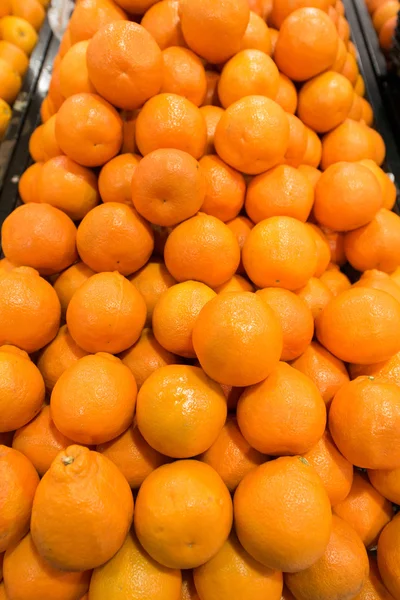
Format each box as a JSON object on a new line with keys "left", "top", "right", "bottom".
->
{"left": 10, "top": 0, "right": 45, "bottom": 31}
{"left": 0, "top": 58, "right": 21, "bottom": 105}
{"left": 275, "top": 73, "right": 298, "bottom": 114}
{"left": 296, "top": 277, "right": 333, "bottom": 319}
{"left": 199, "top": 154, "right": 245, "bottom": 222}
{"left": 0, "top": 41, "right": 28, "bottom": 76}
{"left": 240, "top": 10, "right": 272, "bottom": 54}
{"left": 68, "top": 0, "right": 127, "bottom": 45}
{"left": 321, "top": 119, "right": 375, "bottom": 169}
{"left": 161, "top": 46, "right": 207, "bottom": 107}
{"left": 18, "top": 162, "right": 42, "bottom": 204}
{"left": 0, "top": 16, "right": 38, "bottom": 55}
{"left": 59, "top": 40, "right": 96, "bottom": 98}
{"left": 141, "top": 0, "right": 186, "bottom": 50}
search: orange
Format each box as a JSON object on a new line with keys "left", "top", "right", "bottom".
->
{"left": 256, "top": 287, "right": 314, "bottom": 361}
{"left": 245, "top": 164, "right": 314, "bottom": 223}
{"left": 368, "top": 466, "right": 400, "bottom": 505}
{"left": 0, "top": 267, "right": 61, "bottom": 353}
{"left": 356, "top": 75, "right": 367, "bottom": 97}
{"left": 330, "top": 376, "right": 400, "bottom": 469}
{"left": 0, "top": 99, "right": 11, "bottom": 141}
{"left": 69, "top": 0, "right": 127, "bottom": 44}
{"left": 194, "top": 531, "right": 283, "bottom": 600}
{"left": 302, "top": 431, "right": 353, "bottom": 506}
{"left": 379, "top": 15, "right": 397, "bottom": 51}
{"left": 179, "top": 0, "right": 249, "bottom": 64}
{"left": 321, "top": 227, "right": 347, "bottom": 264}
{"left": 0, "top": 16, "right": 38, "bottom": 55}
{"left": 307, "top": 223, "right": 331, "bottom": 276}
{"left": 58, "top": 28, "right": 71, "bottom": 58}
{"left": 275, "top": 72, "right": 298, "bottom": 114}
{"left": 164, "top": 213, "right": 240, "bottom": 287}
{"left": 97, "top": 420, "right": 169, "bottom": 489}
{"left": 0, "top": 0, "right": 11, "bottom": 17}
{"left": 297, "top": 71, "right": 353, "bottom": 133}
{"left": 214, "top": 95, "right": 290, "bottom": 175}
{"left": 215, "top": 274, "right": 254, "bottom": 293}
{"left": 319, "top": 265, "right": 352, "bottom": 296}
{"left": 284, "top": 114, "right": 308, "bottom": 167}
{"left": 18, "top": 162, "right": 42, "bottom": 204}
{"left": 369, "top": 127, "right": 386, "bottom": 165}
{"left": 243, "top": 216, "right": 318, "bottom": 290}
{"left": 285, "top": 515, "right": 369, "bottom": 600}
{"left": 359, "top": 159, "right": 396, "bottom": 210}
{"left": 378, "top": 514, "right": 400, "bottom": 599}
{"left": 152, "top": 281, "right": 216, "bottom": 358}
{"left": 98, "top": 153, "right": 140, "bottom": 205}
{"left": 55, "top": 93, "right": 123, "bottom": 167}
{"left": 218, "top": 50, "right": 279, "bottom": 109}
{"left": 234, "top": 456, "right": 332, "bottom": 572}
{"left": 291, "top": 341, "right": 349, "bottom": 405}
{"left": 12, "top": 404, "right": 77, "bottom": 477}
{"left": 77, "top": 203, "right": 154, "bottom": 275}
{"left": 129, "top": 260, "right": 176, "bottom": 326}
{"left": 2, "top": 203, "right": 77, "bottom": 276}
{"left": 336, "top": 14, "right": 351, "bottom": 44}
{"left": 38, "top": 156, "right": 99, "bottom": 221}
{"left": 112, "top": 0, "right": 163, "bottom": 12}
{"left": 203, "top": 70, "right": 220, "bottom": 106}
{"left": 51, "top": 353, "right": 137, "bottom": 445}
{"left": 59, "top": 40, "right": 96, "bottom": 98}
{"left": 52, "top": 263, "right": 95, "bottom": 319}
{"left": 28, "top": 125, "right": 45, "bottom": 162}
{"left": 3, "top": 533, "right": 91, "bottom": 600}
{"left": 135, "top": 459, "right": 232, "bottom": 569}
{"left": 141, "top": 0, "right": 186, "bottom": 50}
{"left": 355, "top": 555, "right": 396, "bottom": 600}
{"left": 161, "top": 46, "right": 207, "bottom": 107}
{"left": 332, "top": 37, "right": 347, "bottom": 72}
{"left": 41, "top": 114, "right": 64, "bottom": 161}
{"left": 137, "top": 364, "right": 227, "bottom": 458}
{"left": 135, "top": 93, "right": 207, "bottom": 160}
{"left": 200, "top": 106, "right": 224, "bottom": 155}
{"left": 40, "top": 96, "right": 55, "bottom": 122}
{"left": 0, "top": 347, "right": 44, "bottom": 433}
{"left": 237, "top": 361, "right": 326, "bottom": 455}
{"left": 0, "top": 58, "right": 21, "bottom": 105}
{"left": 66, "top": 271, "right": 147, "bottom": 354}
{"left": 274, "top": 8, "right": 338, "bottom": 81}
{"left": 226, "top": 216, "right": 254, "bottom": 275}
{"left": 270, "top": 0, "right": 330, "bottom": 28}
{"left": 31, "top": 445, "right": 134, "bottom": 571}
{"left": 296, "top": 277, "right": 333, "bottom": 319}
{"left": 199, "top": 155, "right": 245, "bottom": 222}
{"left": 47, "top": 65, "right": 64, "bottom": 111}
{"left": 344, "top": 208, "right": 400, "bottom": 273}
{"left": 314, "top": 161, "right": 382, "bottom": 231}
{"left": 341, "top": 52, "right": 359, "bottom": 85}
{"left": 10, "top": 0, "right": 45, "bottom": 31}
{"left": 348, "top": 92, "right": 363, "bottom": 120}
{"left": 302, "top": 126, "right": 322, "bottom": 167}
{"left": 199, "top": 415, "right": 266, "bottom": 492}
{"left": 88, "top": 529, "right": 182, "bottom": 600}
{"left": 193, "top": 292, "right": 282, "bottom": 386}
{"left": 120, "top": 328, "right": 179, "bottom": 389}
{"left": 0, "top": 446, "right": 39, "bottom": 552}
{"left": 240, "top": 10, "right": 272, "bottom": 54}
{"left": 317, "top": 287, "right": 400, "bottom": 364}
{"left": 354, "top": 270, "right": 400, "bottom": 304}
{"left": 333, "top": 472, "right": 393, "bottom": 548}
{"left": 132, "top": 149, "right": 206, "bottom": 226}
{"left": 0, "top": 41, "right": 28, "bottom": 76}
{"left": 86, "top": 21, "right": 162, "bottom": 111}
{"left": 321, "top": 119, "right": 375, "bottom": 169}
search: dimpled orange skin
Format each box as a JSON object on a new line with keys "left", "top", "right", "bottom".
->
{"left": 240, "top": 10, "right": 272, "bottom": 54}
{"left": 99, "top": 153, "right": 140, "bottom": 205}
{"left": 193, "top": 292, "right": 282, "bottom": 387}
{"left": 134, "top": 460, "right": 233, "bottom": 569}
{"left": 51, "top": 353, "right": 137, "bottom": 446}
{"left": 214, "top": 96, "right": 290, "bottom": 175}
{"left": 161, "top": 46, "right": 207, "bottom": 107}
{"left": 237, "top": 361, "right": 326, "bottom": 456}
{"left": 234, "top": 456, "right": 332, "bottom": 572}
{"left": 142, "top": 3, "right": 186, "bottom": 52}
{"left": 31, "top": 445, "right": 134, "bottom": 572}
{"left": 199, "top": 155, "right": 246, "bottom": 223}
{"left": 0, "top": 446, "right": 40, "bottom": 553}
{"left": 68, "top": 0, "right": 127, "bottom": 45}
{"left": 136, "top": 365, "right": 227, "bottom": 458}
{"left": 368, "top": 466, "right": 400, "bottom": 505}
{"left": 193, "top": 531, "right": 283, "bottom": 600}
{"left": 3, "top": 533, "right": 91, "bottom": 600}
{"left": 355, "top": 555, "right": 396, "bottom": 600}
{"left": 66, "top": 271, "right": 147, "bottom": 354}
{"left": 378, "top": 515, "right": 400, "bottom": 600}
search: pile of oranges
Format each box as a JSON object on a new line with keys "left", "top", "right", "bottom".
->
{"left": 365, "top": 0, "right": 399, "bottom": 53}
{"left": 1, "top": 0, "right": 400, "bottom": 598}
{"left": 0, "top": 0, "right": 47, "bottom": 141}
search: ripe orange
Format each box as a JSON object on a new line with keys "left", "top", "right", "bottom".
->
{"left": 359, "top": 159, "right": 396, "bottom": 210}
{"left": 199, "top": 155, "right": 245, "bottom": 222}
{"left": 129, "top": 260, "right": 176, "bottom": 326}
{"left": 256, "top": 287, "right": 314, "bottom": 361}
{"left": 341, "top": 51, "right": 359, "bottom": 86}
{"left": 31, "top": 445, "right": 134, "bottom": 571}
{"left": 135, "top": 93, "right": 207, "bottom": 160}
{"left": 47, "top": 64, "right": 64, "bottom": 112}
{"left": 0, "top": 58, "right": 21, "bottom": 105}
{"left": 379, "top": 15, "right": 397, "bottom": 52}
{"left": 141, "top": 0, "right": 186, "bottom": 50}
{"left": 193, "top": 531, "right": 283, "bottom": 600}
{"left": 354, "top": 270, "right": 400, "bottom": 304}
{"left": 307, "top": 224, "right": 331, "bottom": 276}
{"left": 214, "top": 95, "right": 289, "bottom": 175}
{"left": 218, "top": 50, "right": 279, "bottom": 109}
{"left": 296, "top": 277, "right": 333, "bottom": 319}
{"left": 284, "top": 114, "right": 308, "bottom": 167}
{"left": 132, "top": 149, "right": 205, "bottom": 226}
{"left": 242, "top": 216, "right": 318, "bottom": 290}
{"left": 270, "top": 0, "right": 330, "bottom": 28}
{"left": 274, "top": 8, "right": 339, "bottom": 81}
{"left": 285, "top": 515, "right": 369, "bottom": 600}
{"left": 275, "top": 73, "right": 298, "bottom": 114}
{"left": 55, "top": 93, "right": 123, "bottom": 167}
{"left": 332, "top": 37, "right": 347, "bottom": 72}
{"left": 302, "top": 126, "right": 322, "bottom": 167}
{"left": 0, "top": 41, "right": 29, "bottom": 77}
{"left": 321, "top": 227, "right": 347, "bottom": 265}
{"left": 0, "top": 99, "right": 12, "bottom": 142}
{"left": 0, "top": 446, "right": 39, "bottom": 553}
{"left": 66, "top": 271, "right": 147, "bottom": 354}
{"left": 321, "top": 119, "right": 375, "bottom": 169}
{"left": 291, "top": 341, "right": 349, "bottom": 405}
{"left": 77, "top": 203, "right": 154, "bottom": 275}
{"left": 193, "top": 292, "right": 282, "bottom": 386}
{"left": 356, "top": 555, "right": 396, "bottom": 600}
{"left": 134, "top": 460, "right": 233, "bottom": 568}
{"left": 40, "top": 114, "right": 64, "bottom": 161}
{"left": 368, "top": 466, "right": 400, "bottom": 505}
{"left": 179, "top": 0, "right": 250, "bottom": 64}
{"left": 369, "top": 123, "right": 388, "bottom": 164}
{"left": 164, "top": 213, "right": 240, "bottom": 287}
{"left": 52, "top": 263, "right": 95, "bottom": 319}
{"left": 226, "top": 215, "right": 254, "bottom": 275}
{"left": 0, "top": 0, "right": 11, "bottom": 18}
{"left": 18, "top": 162, "right": 42, "bottom": 204}
{"left": 234, "top": 456, "right": 332, "bottom": 572}
{"left": 333, "top": 472, "right": 393, "bottom": 548}
{"left": 98, "top": 153, "right": 140, "bottom": 205}
{"left": 0, "top": 16, "right": 38, "bottom": 55}
{"left": 349, "top": 351, "right": 400, "bottom": 386}
{"left": 152, "top": 281, "right": 216, "bottom": 358}
{"left": 215, "top": 274, "right": 254, "bottom": 293}
{"left": 59, "top": 40, "right": 96, "bottom": 98}
{"left": 240, "top": 10, "right": 272, "bottom": 54}
{"left": 68, "top": 0, "right": 127, "bottom": 44}
{"left": 348, "top": 92, "right": 363, "bottom": 120}
{"left": 161, "top": 46, "right": 207, "bottom": 107}
{"left": 199, "top": 106, "right": 224, "bottom": 155}
{"left": 378, "top": 514, "right": 400, "bottom": 600}
{"left": 245, "top": 164, "right": 314, "bottom": 223}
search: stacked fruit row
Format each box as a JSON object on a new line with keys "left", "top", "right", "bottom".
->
{"left": 364, "top": 0, "right": 399, "bottom": 53}
{"left": 1, "top": 0, "right": 400, "bottom": 599}
{"left": 0, "top": 0, "right": 48, "bottom": 141}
